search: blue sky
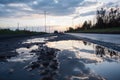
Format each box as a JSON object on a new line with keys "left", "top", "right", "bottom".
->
{"left": 0, "top": 0, "right": 119, "bottom": 32}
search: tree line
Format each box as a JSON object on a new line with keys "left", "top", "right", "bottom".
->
{"left": 66, "top": 7, "right": 120, "bottom": 32}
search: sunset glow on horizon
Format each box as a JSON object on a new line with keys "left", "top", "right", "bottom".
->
{"left": 0, "top": 0, "right": 119, "bottom": 32}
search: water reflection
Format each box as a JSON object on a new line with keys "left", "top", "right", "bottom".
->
{"left": 7, "top": 45, "right": 38, "bottom": 62}
{"left": 57, "top": 50, "right": 105, "bottom": 80}
{"left": 95, "top": 46, "right": 105, "bottom": 57}
{"left": 46, "top": 40, "right": 120, "bottom": 80}
{"left": 83, "top": 41, "right": 91, "bottom": 46}
{"left": 22, "top": 36, "right": 57, "bottom": 44}
{"left": 0, "top": 37, "right": 59, "bottom": 80}
{"left": 23, "top": 38, "right": 48, "bottom": 44}
{"left": 95, "top": 45, "right": 120, "bottom": 62}
{"left": 1, "top": 38, "right": 120, "bottom": 80}
{"left": 24, "top": 44, "right": 59, "bottom": 80}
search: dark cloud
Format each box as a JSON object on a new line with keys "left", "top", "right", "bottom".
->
{"left": 105, "top": 1, "right": 120, "bottom": 8}
{"left": 73, "top": 1, "right": 120, "bottom": 19}
{"left": 0, "top": 0, "right": 84, "bottom": 18}
{"left": 73, "top": 10, "right": 96, "bottom": 19}
{"left": 80, "top": 11, "right": 95, "bottom": 17}
{"left": 73, "top": 1, "right": 98, "bottom": 19}
{"left": 0, "top": 0, "right": 119, "bottom": 18}
{"left": 0, "top": 3, "right": 33, "bottom": 18}
{"left": 0, "top": 0, "right": 33, "bottom": 4}
{"left": 79, "top": 1, "right": 97, "bottom": 7}
{"left": 29, "top": 0, "right": 84, "bottom": 16}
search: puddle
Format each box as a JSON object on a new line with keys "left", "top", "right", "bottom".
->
{"left": 7, "top": 45, "right": 38, "bottom": 62}
{"left": 22, "top": 36, "right": 57, "bottom": 44}
{"left": 0, "top": 37, "right": 59, "bottom": 80}
{"left": 23, "top": 38, "right": 48, "bottom": 44}
{"left": 46, "top": 40, "right": 120, "bottom": 80}
{"left": 0, "top": 45, "right": 41, "bottom": 80}
{"left": 0, "top": 38, "right": 120, "bottom": 80}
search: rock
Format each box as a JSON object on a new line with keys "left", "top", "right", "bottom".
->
{"left": 41, "top": 76, "right": 54, "bottom": 80}
{"left": 26, "top": 46, "right": 30, "bottom": 49}
{"left": 40, "top": 70, "right": 49, "bottom": 75}
{"left": 9, "top": 68, "right": 14, "bottom": 74}
{"left": 24, "top": 44, "right": 59, "bottom": 79}
{"left": 42, "top": 61, "right": 49, "bottom": 67}
{"left": 30, "top": 73, "right": 35, "bottom": 77}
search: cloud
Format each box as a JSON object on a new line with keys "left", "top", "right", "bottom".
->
{"left": 0, "top": 3, "right": 33, "bottom": 18}
{"left": 73, "top": 11, "right": 95, "bottom": 19}
{"left": 80, "top": 11, "right": 95, "bottom": 17}
{"left": 0, "top": 0, "right": 33, "bottom": 4}
{"left": 29, "top": 0, "right": 84, "bottom": 16}
{"left": 79, "top": 1, "right": 97, "bottom": 7}
{"left": 73, "top": 0, "right": 120, "bottom": 19}
{"left": 0, "top": 0, "right": 119, "bottom": 18}
{"left": 105, "top": 1, "right": 120, "bottom": 8}
{"left": 73, "top": 1, "right": 98, "bottom": 19}
{"left": 0, "top": 0, "right": 84, "bottom": 18}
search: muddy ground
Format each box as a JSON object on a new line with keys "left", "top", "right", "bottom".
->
{"left": 0, "top": 34, "right": 78, "bottom": 60}
{"left": 0, "top": 33, "right": 120, "bottom": 80}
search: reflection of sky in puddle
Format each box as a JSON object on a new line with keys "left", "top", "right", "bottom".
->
{"left": 1, "top": 38, "right": 120, "bottom": 80}
{"left": 7, "top": 45, "right": 38, "bottom": 62}
{"left": 46, "top": 40, "right": 103, "bottom": 62}
{"left": 46, "top": 40, "right": 120, "bottom": 80}
{"left": 87, "top": 61, "right": 120, "bottom": 80}
{"left": 7, "top": 37, "right": 49, "bottom": 62}
{"left": 23, "top": 38, "right": 48, "bottom": 44}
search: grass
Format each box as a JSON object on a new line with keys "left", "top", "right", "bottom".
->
{"left": 0, "top": 29, "right": 46, "bottom": 35}
{"left": 69, "top": 27, "right": 120, "bottom": 34}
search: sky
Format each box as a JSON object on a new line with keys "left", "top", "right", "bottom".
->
{"left": 0, "top": 0, "right": 119, "bottom": 32}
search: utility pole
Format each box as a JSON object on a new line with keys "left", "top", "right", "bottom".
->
{"left": 72, "top": 18, "right": 74, "bottom": 27}
{"left": 32, "top": 26, "right": 33, "bottom": 32}
{"left": 25, "top": 26, "right": 28, "bottom": 31}
{"left": 37, "top": 26, "right": 39, "bottom": 32}
{"left": 17, "top": 22, "right": 19, "bottom": 30}
{"left": 44, "top": 11, "right": 47, "bottom": 32}
{"left": 96, "top": 0, "right": 97, "bottom": 2}
{"left": 49, "top": 26, "right": 50, "bottom": 33}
